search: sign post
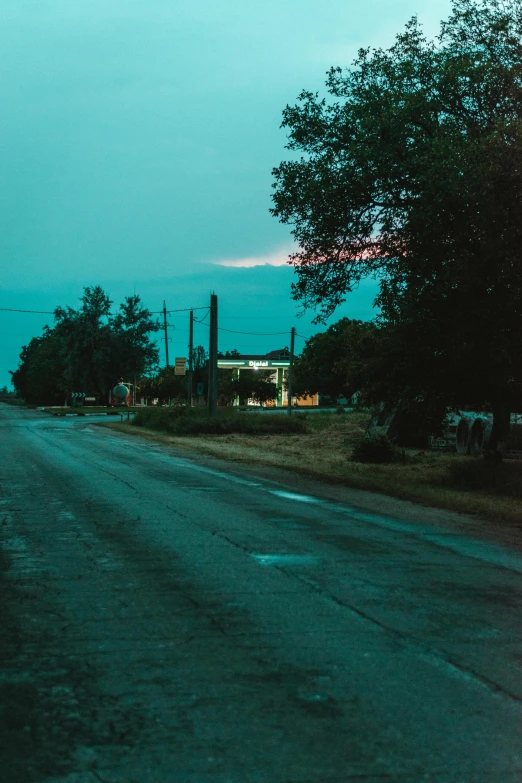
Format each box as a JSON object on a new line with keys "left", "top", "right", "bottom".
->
{"left": 174, "top": 358, "right": 186, "bottom": 376}
{"left": 208, "top": 294, "right": 218, "bottom": 416}
{"left": 287, "top": 327, "right": 295, "bottom": 415}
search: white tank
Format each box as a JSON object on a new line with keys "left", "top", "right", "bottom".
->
{"left": 113, "top": 383, "right": 129, "bottom": 401}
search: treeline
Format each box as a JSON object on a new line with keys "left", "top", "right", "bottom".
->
{"left": 11, "top": 287, "right": 159, "bottom": 405}
{"left": 10, "top": 291, "right": 283, "bottom": 407}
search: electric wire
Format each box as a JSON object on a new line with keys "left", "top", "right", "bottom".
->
{"left": 0, "top": 305, "right": 210, "bottom": 316}
{"left": 1, "top": 306, "right": 313, "bottom": 338}
{"left": 215, "top": 326, "right": 291, "bottom": 336}
{"left": 152, "top": 306, "right": 210, "bottom": 314}
{"left": 0, "top": 307, "right": 55, "bottom": 314}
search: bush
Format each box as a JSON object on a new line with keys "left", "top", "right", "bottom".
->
{"left": 350, "top": 435, "right": 405, "bottom": 464}
{"left": 132, "top": 408, "right": 309, "bottom": 436}
{"left": 133, "top": 406, "right": 190, "bottom": 431}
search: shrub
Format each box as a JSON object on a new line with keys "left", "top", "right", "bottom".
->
{"left": 132, "top": 408, "right": 309, "bottom": 436}
{"left": 350, "top": 435, "right": 405, "bottom": 464}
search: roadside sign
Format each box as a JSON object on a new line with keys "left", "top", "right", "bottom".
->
{"left": 84, "top": 397, "right": 96, "bottom": 402}
{"left": 196, "top": 382, "right": 204, "bottom": 395}
{"left": 174, "top": 357, "right": 186, "bottom": 376}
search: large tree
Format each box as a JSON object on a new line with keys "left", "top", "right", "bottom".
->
{"left": 271, "top": 0, "right": 522, "bottom": 456}
{"left": 11, "top": 287, "right": 159, "bottom": 404}
{"left": 293, "top": 318, "right": 380, "bottom": 403}
{"left": 112, "top": 295, "right": 160, "bottom": 383}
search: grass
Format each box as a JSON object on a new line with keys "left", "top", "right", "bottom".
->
{"left": 99, "top": 409, "right": 522, "bottom": 526}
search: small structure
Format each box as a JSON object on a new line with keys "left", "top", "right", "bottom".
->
{"left": 217, "top": 349, "right": 318, "bottom": 407}
{"left": 112, "top": 379, "right": 130, "bottom": 407}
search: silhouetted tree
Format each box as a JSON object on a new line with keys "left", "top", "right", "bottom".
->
{"left": 11, "top": 287, "right": 159, "bottom": 404}
{"left": 271, "top": 0, "right": 522, "bottom": 457}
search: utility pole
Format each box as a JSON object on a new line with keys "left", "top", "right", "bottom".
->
{"left": 188, "top": 310, "right": 194, "bottom": 407}
{"left": 287, "top": 326, "right": 296, "bottom": 415}
{"left": 163, "top": 300, "right": 169, "bottom": 368}
{"left": 208, "top": 294, "right": 218, "bottom": 416}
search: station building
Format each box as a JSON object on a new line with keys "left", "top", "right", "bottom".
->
{"left": 217, "top": 348, "right": 318, "bottom": 407}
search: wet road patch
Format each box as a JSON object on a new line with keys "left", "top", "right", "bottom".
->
{"left": 250, "top": 554, "right": 320, "bottom": 566}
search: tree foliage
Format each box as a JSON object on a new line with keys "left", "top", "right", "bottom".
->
{"left": 11, "top": 287, "right": 159, "bottom": 405}
{"left": 138, "top": 346, "right": 209, "bottom": 404}
{"left": 271, "top": 0, "right": 522, "bottom": 453}
{"left": 217, "top": 370, "right": 278, "bottom": 406}
{"left": 293, "top": 318, "right": 380, "bottom": 402}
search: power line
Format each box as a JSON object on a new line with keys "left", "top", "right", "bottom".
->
{"left": 151, "top": 306, "right": 209, "bottom": 314}
{"left": 217, "top": 326, "right": 290, "bottom": 336}
{"left": 1, "top": 305, "right": 209, "bottom": 317}
{"left": 193, "top": 317, "right": 289, "bottom": 336}
{"left": 0, "top": 305, "right": 312, "bottom": 337}
{"left": 193, "top": 318, "right": 311, "bottom": 338}
{"left": 0, "top": 307, "right": 54, "bottom": 314}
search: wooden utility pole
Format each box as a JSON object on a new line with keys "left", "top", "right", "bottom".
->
{"left": 208, "top": 294, "right": 218, "bottom": 416}
{"left": 287, "top": 326, "right": 296, "bottom": 415}
{"left": 188, "top": 309, "right": 194, "bottom": 407}
{"left": 163, "top": 301, "right": 169, "bottom": 368}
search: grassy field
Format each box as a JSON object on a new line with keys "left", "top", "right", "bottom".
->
{"left": 101, "top": 410, "right": 522, "bottom": 526}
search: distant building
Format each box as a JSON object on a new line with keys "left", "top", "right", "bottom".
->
{"left": 217, "top": 348, "right": 318, "bottom": 407}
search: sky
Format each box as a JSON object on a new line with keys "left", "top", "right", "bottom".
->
{"left": 0, "top": 0, "right": 452, "bottom": 388}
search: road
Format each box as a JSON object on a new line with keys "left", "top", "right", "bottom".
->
{"left": 1, "top": 403, "right": 522, "bottom": 783}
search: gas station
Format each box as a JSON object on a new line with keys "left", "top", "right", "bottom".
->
{"left": 217, "top": 348, "right": 318, "bottom": 407}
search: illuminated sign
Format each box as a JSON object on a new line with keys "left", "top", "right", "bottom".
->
{"left": 217, "top": 358, "right": 290, "bottom": 368}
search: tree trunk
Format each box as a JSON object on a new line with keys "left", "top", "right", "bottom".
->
{"left": 485, "top": 399, "right": 510, "bottom": 461}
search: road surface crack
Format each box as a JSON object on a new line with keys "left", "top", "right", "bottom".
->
{"left": 291, "top": 572, "right": 522, "bottom": 706}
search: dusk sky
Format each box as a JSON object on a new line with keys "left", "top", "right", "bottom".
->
{"left": 0, "top": 0, "right": 452, "bottom": 387}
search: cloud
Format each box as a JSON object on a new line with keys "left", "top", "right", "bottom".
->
{"left": 212, "top": 247, "right": 293, "bottom": 268}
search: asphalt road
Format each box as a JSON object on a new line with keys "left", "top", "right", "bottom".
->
{"left": 1, "top": 403, "right": 522, "bottom": 783}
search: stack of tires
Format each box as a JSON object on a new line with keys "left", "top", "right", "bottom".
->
{"left": 455, "top": 414, "right": 492, "bottom": 457}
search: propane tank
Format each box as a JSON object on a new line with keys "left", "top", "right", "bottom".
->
{"left": 112, "top": 380, "right": 129, "bottom": 406}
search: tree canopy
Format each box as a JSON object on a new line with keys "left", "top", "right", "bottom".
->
{"left": 11, "top": 287, "right": 159, "bottom": 405}
{"left": 217, "top": 370, "right": 278, "bottom": 407}
{"left": 271, "top": 0, "right": 522, "bottom": 452}
{"left": 293, "top": 318, "right": 380, "bottom": 403}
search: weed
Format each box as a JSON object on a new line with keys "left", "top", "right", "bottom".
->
{"left": 351, "top": 435, "right": 406, "bottom": 464}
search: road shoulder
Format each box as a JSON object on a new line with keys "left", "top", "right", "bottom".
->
{"left": 96, "top": 421, "right": 522, "bottom": 554}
